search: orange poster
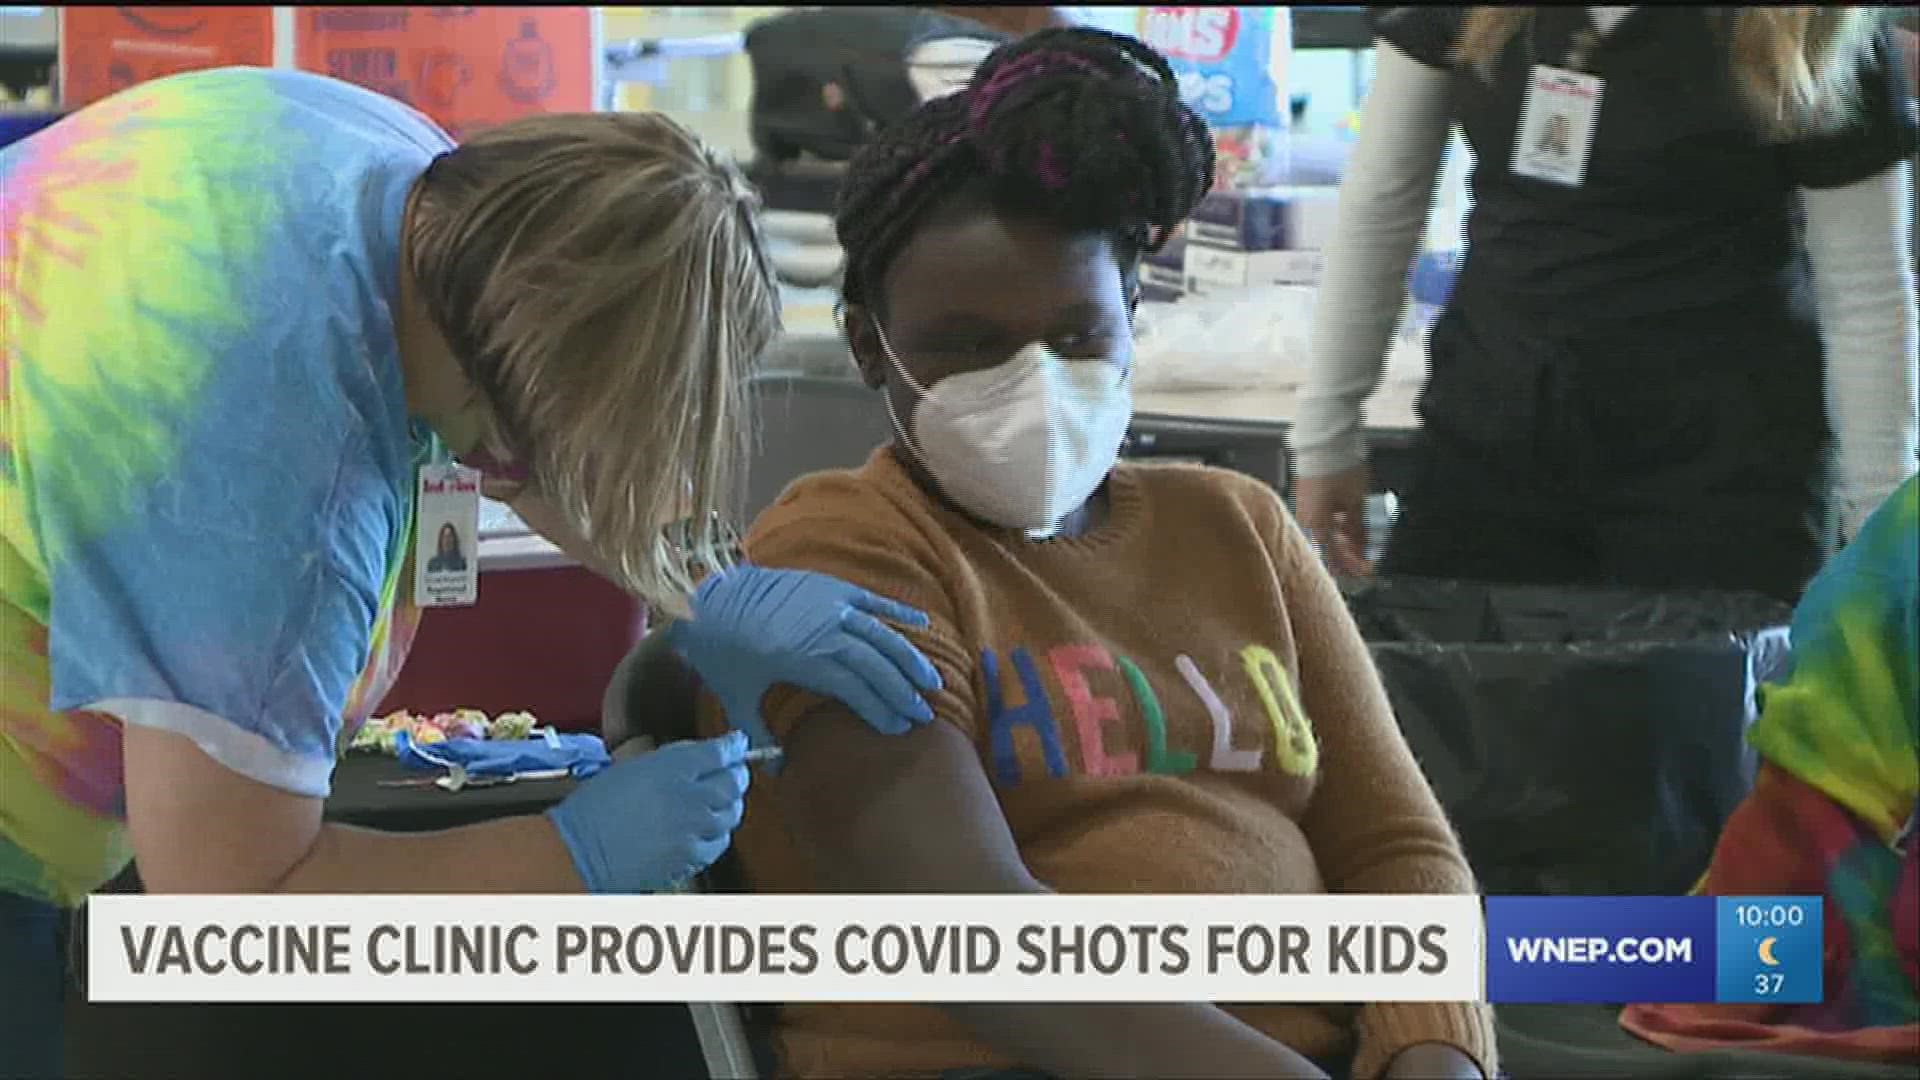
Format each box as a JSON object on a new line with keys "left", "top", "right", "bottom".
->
{"left": 295, "top": 7, "right": 597, "bottom": 140}
{"left": 59, "top": 6, "right": 276, "bottom": 109}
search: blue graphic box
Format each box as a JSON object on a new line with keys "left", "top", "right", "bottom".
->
{"left": 1484, "top": 896, "right": 1822, "bottom": 1005}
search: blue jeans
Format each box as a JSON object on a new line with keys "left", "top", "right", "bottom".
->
{"left": 0, "top": 889, "right": 66, "bottom": 1078}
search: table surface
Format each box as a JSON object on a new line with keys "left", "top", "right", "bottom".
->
{"left": 1137, "top": 383, "right": 1421, "bottom": 432}
{"left": 325, "top": 752, "right": 577, "bottom": 832}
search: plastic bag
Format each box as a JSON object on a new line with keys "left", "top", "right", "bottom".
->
{"left": 1345, "top": 577, "right": 1794, "bottom": 897}
{"left": 1140, "top": 6, "right": 1291, "bottom": 190}
{"left": 1132, "top": 289, "right": 1432, "bottom": 392}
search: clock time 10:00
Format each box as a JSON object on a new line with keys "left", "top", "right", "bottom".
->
{"left": 1734, "top": 903, "right": 1806, "bottom": 929}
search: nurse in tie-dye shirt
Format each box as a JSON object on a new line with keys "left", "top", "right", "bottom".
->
{"left": 0, "top": 67, "right": 942, "bottom": 1075}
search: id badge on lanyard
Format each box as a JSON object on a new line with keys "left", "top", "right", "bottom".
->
{"left": 1512, "top": 64, "right": 1605, "bottom": 187}
{"left": 416, "top": 461, "right": 481, "bottom": 607}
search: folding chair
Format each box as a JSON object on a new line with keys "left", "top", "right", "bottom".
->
{"left": 603, "top": 629, "right": 779, "bottom": 1080}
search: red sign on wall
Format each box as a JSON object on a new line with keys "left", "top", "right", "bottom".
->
{"left": 294, "top": 7, "right": 596, "bottom": 140}
{"left": 59, "top": 6, "right": 276, "bottom": 110}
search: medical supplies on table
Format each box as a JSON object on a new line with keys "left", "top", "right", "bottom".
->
{"left": 392, "top": 726, "right": 612, "bottom": 791}
{"left": 349, "top": 707, "right": 541, "bottom": 754}
{"left": 349, "top": 707, "right": 617, "bottom": 793}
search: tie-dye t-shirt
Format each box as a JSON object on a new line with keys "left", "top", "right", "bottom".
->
{"left": 0, "top": 68, "right": 454, "bottom": 906}
{"left": 1749, "top": 474, "right": 1919, "bottom": 845}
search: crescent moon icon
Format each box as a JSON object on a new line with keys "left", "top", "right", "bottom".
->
{"left": 1758, "top": 937, "right": 1780, "bottom": 966}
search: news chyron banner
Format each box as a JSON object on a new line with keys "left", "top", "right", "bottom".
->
{"left": 86, "top": 895, "right": 1823, "bottom": 1005}
{"left": 88, "top": 895, "right": 1483, "bottom": 1003}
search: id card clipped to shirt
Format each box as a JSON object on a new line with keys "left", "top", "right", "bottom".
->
{"left": 1511, "top": 65, "right": 1604, "bottom": 187}
{"left": 416, "top": 462, "right": 481, "bottom": 608}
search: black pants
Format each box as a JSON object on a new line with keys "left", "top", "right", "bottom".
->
{"left": 1382, "top": 298, "right": 1832, "bottom": 605}
{"left": 0, "top": 890, "right": 66, "bottom": 1080}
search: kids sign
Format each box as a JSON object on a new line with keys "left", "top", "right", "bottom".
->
{"left": 58, "top": 6, "right": 275, "bottom": 109}
{"left": 1139, "top": 7, "right": 1283, "bottom": 131}
{"left": 294, "top": 7, "right": 595, "bottom": 140}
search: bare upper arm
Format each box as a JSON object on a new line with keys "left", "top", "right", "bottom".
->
{"left": 776, "top": 706, "right": 1041, "bottom": 894}
{"left": 122, "top": 723, "right": 324, "bottom": 893}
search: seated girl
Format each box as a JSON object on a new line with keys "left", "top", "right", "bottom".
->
{"left": 697, "top": 28, "right": 1495, "bottom": 1080}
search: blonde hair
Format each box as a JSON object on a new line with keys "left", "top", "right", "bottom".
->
{"left": 1450, "top": 6, "right": 1887, "bottom": 142}
{"left": 405, "top": 112, "right": 778, "bottom": 616}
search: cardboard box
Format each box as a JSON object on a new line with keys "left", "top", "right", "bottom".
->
{"left": 1183, "top": 244, "right": 1324, "bottom": 293}
{"left": 1187, "top": 187, "right": 1341, "bottom": 252}
{"left": 1141, "top": 236, "right": 1189, "bottom": 301}
{"left": 1141, "top": 267, "right": 1186, "bottom": 303}
{"left": 1140, "top": 281, "right": 1185, "bottom": 305}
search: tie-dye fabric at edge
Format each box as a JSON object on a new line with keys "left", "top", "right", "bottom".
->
{"left": 0, "top": 67, "right": 452, "bottom": 906}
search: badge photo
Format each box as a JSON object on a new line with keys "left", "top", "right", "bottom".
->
{"left": 416, "top": 462, "right": 482, "bottom": 608}
{"left": 1511, "top": 65, "right": 1604, "bottom": 188}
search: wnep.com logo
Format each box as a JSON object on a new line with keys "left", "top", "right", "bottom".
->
{"left": 1504, "top": 931, "right": 1694, "bottom": 966}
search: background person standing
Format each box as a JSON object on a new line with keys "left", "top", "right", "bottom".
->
{"left": 1295, "top": 6, "right": 1918, "bottom": 603}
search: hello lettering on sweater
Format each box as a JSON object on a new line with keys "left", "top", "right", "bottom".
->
{"left": 978, "top": 640, "right": 1316, "bottom": 786}
{"left": 738, "top": 451, "right": 1328, "bottom": 794}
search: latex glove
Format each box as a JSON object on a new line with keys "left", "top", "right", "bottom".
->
{"left": 1293, "top": 463, "right": 1374, "bottom": 579}
{"left": 668, "top": 565, "right": 943, "bottom": 750}
{"left": 546, "top": 731, "right": 750, "bottom": 893}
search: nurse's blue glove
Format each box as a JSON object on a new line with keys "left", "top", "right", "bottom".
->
{"left": 545, "top": 731, "right": 750, "bottom": 893}
{"left": 668, "top": 565, "right": 943, "bottom": 750}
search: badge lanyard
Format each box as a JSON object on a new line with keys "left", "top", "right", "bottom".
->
{"left": 1511, "top": 21, "right": 1606, "bottom": 188}
{"left": 415, "top": 461, "right": 482, "bottom": 608}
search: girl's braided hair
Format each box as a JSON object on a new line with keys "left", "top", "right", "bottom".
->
{"left": 834, "top": 26, "right": 1215, "bottom": 309}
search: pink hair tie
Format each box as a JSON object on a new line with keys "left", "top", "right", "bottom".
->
{"left": 1036, "top": 143, "right": 1068, "bottom": 191}
{"left": 967, "top": 52, "right": 1103, "bottom": 137}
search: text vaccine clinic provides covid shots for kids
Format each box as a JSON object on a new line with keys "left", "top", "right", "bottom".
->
{"left": 88, "top": 895, "right": 1822, "bottom": 1006}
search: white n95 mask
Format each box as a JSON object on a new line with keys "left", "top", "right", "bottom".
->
{"left": 875, "top": 323, "right": 1133, "bottom": 536}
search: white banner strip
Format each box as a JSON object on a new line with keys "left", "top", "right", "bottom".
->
{"left": 88, "top": 894, "right": 1484, "bottom": 1004}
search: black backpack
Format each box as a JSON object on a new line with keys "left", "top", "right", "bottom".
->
{"left": 743, "top": 7, "right": 1009, "bottom": 164}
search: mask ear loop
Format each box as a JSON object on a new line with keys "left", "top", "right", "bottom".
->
{"left": 868, "top": 317, "right": 935, "bottom": 463}
{"left": 869, "top": 318, "right": 932, "bottom": 398}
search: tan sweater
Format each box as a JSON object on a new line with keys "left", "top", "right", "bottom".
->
{"left": 701, "top": 448, "right": 1497, "bottom": 1079}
